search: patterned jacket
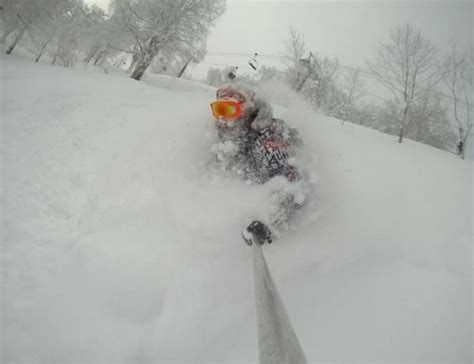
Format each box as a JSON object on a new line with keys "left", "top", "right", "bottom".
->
{"left": 214, "top": 97, "right": 302, "bottom": 184}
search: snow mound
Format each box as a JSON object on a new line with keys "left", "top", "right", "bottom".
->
{"left": 1, "top": 54, "right": 472, "bottom": 363}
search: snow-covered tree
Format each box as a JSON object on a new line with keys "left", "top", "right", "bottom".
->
{"left": 0, "top": 0, "right": 23, "bottom": 44}
{"left": 368, "top": 24, "right": 442, "bottom": 143}
{"left": 281, "top": 28, "right": 343, "bottom": 114}
{"left": 109, "top": 0, "right": 225, "bottom": 81}
{"left": 206, "top": 67, "right": 225, "bottom": 87}
{"left": 77, "top": 4, "right": 109, "bottom": 65}
{"left": 149, "top": 42, "right": 205, "bottom": 78}
{"left": 359, "top": 94, "right": 455, "bottom": 151}
{"left": 300, "top": 54, "right": 339, "bottom": 111}
{"left": 1, "top": 0, "right": 38, "bottom": 54}
{"left": 349, "top": 102, "right": 381, "bottom": 128}
{"left": 2, "top": 0, "right": 95, "bottom": 65}
{"left": 256, "top": 65, "right": 281, "bottom": 83}
{"left": 406, "top": 92, "right": 456, "bottom": 150}
{"left": 25, "top": 0, "right": 83, "bottom": 65}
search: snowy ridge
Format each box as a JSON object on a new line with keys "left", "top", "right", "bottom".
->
{"left": 1, "top": 54, "right": 472, "bottom": 363}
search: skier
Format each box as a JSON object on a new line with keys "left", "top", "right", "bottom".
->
{"left": 209, "top": 83, "right": 307, "bottom": 245}
{"left": 225, "top": 66, "right": 238, "bottom": 82}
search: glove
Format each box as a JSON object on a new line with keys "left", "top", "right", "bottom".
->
{"left": 243, "top": 220, "right": 272, "bottom": 246}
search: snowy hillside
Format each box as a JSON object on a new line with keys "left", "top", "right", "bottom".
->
{"left": 1, "top": 54, "right": 472, "bottom": 363}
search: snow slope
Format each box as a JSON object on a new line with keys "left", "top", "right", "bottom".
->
{"left": 1, "top": 55, "right": 472, "bottom": 363}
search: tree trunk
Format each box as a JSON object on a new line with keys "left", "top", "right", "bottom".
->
{"left": 5, "top": 27, "right": 25, "bottom": 55}
{"left": 93, "top": 51, "right": 101, "bottom": 65}
{"left": 84, "top": 51, "right": 95, "bottom": 64}
{"left": 177, "top": 56, "right": 193, "bottom": 78}
{"left": 93, "top": 50, "right": 107, "bottom": 66}
{"left": 35, "top": 51, "right": 43, "bottom": 63}
{"left": 398, "top": 126, "right": 405, "bottom": 143}
{"left": 96, "top": 53, "right": 108, "bottom": 67}
{"left": 130, "top": 58, "right": 150, "bottom": 81}
{"left": 460, "top": 131, "right": 471, "bottom": 160}
{"left": 35, "top": 41, "right": 50, "bottom": 63}
{"left": 295, "top": 72, "right": 309, "bottom": 92}
{"left": 130, "top": 38, "right": 159, "bottom": 81}
{"left": 127, "top": 53, "right": 139, "bottom": 73}
{"left": 399, "top": 104, "right": 410, "bottom": 143}
{"left": 84, "top": 45, "right": 100, "bottom": 64}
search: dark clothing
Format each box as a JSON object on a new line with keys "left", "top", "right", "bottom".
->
{"left": 214, "top": 108, "right": 301, "bottom": 184}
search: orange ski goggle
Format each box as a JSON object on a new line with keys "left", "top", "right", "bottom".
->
{"left": 210, "top": 99, "right": 241, "bottom": 120}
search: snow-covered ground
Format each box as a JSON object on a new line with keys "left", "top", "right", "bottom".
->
{"left": 1, "top": 54, "right": 472, "bottom": 363}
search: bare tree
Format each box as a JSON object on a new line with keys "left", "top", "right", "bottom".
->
{"left": 342, "top": 68, "right": 365, "bottom": 106}
{"left": 0, "top": 0, "right": 22, "bottom": 44}
{"left": 282, "top": 27, "right": 305, "bottom": 68}
{"left": 443, "top": 43, "right": 473, "bottom": 159}
{"left": 24, "top": 0, "right": 70, "bottom": 63}
{"left": 338, "top": 68, "right": 366, "bottom": 123}
{"left": 256, "top": 65, "right": 281, "bottom": 83}
{"left": 281, "top": 28, "right": 341, "bottom": 114}
{"left": 1, "top": 0, "right": 31, "bottom": 54}
{"left": 407, "top": 91, "right": 456, "bottom": 150}
{"left": 368, "top": 24, "right": 442, "bottom": 143}
{"left": 282, "top": 27, "right": 307, "bottom": 90}
{"left": 302, "top": 54, "right": 338, "bottom": 108}
{"left": 2, "top": 0, "right": 86, "bottom": 63}
{"left": 77, "top": 5, "right": 109, "bottom": 64}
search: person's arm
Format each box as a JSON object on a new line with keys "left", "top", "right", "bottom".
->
{"left": 255, "top": 127, "right": 305, "bottom": 233}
